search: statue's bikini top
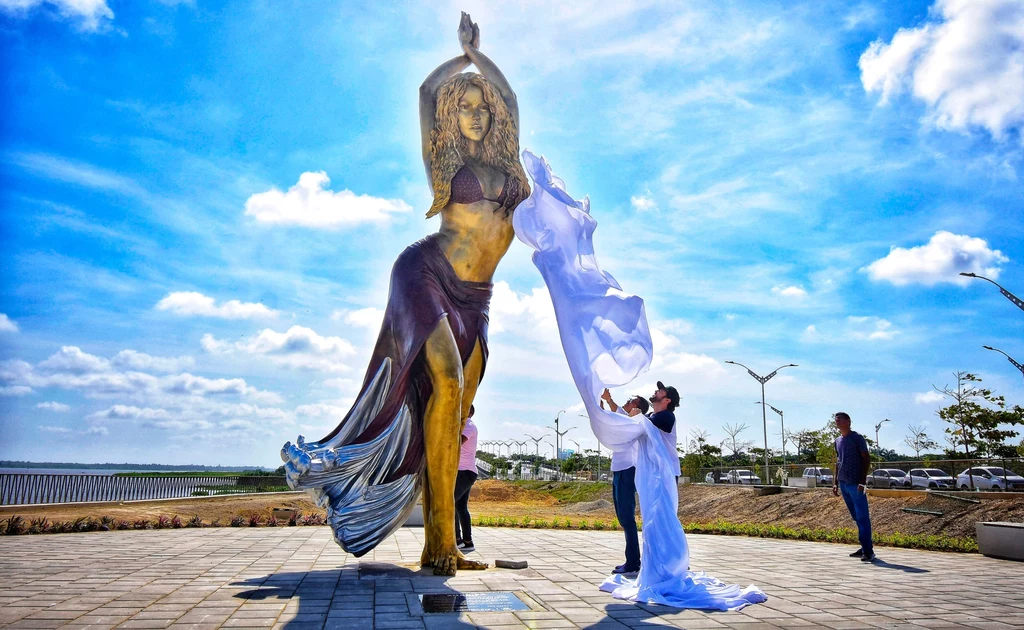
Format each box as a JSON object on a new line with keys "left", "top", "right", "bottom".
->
{"left": 450, "top": 164, "right": 508, "bottom": 206}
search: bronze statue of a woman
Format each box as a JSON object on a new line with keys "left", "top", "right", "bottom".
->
{"left": 281, "top": 13, "right": 529, "bottom": 576}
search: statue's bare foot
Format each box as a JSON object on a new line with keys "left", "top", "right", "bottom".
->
{"left": 424, "top": 544, "right": 459, "bottom": 576}
{"left": 457, "top": 555, "right": 488, "bottom": 570}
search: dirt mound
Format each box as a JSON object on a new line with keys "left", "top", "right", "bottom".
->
{"left": 676, "top": 485, "right": 1024, "bottom": 539}
{"left": 470, "top": 480, "right": 558, "bottom": 505}
{"left": 561, "top": 499, "right": 613, "bottom": 514}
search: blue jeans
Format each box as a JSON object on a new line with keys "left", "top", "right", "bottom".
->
{"left": 612, "top": 467, "right": 640, "bottom": 570}
{"left": 839, "top": 482, "right": 873, "bottom": 555}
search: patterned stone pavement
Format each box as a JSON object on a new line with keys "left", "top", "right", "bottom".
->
{"left": 0, "top": 526, "right": 1022, "bottom": 629}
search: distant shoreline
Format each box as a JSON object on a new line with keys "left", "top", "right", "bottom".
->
{"left": 0, "top": 461, "right": 273, "bottom": 473}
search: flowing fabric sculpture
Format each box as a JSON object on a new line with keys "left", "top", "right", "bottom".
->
{"left": 281, "top": 13, "right": 528, "bottom": 575}
{"left": 514, "top": 150, "right": 767, "bottom": 611}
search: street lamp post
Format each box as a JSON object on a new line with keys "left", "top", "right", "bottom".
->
{"left": 550, "top": 410, "right": 573, "bottom": 462}
{"left": 755, "top": 401, "right": 786, "bottom": 469}
{"left": 526, "top": 434, "right": 545, "bottom": 456}
{"left": 983, "top": 345, "right": 1024, "bottom": 382}
{"left": 960, "top": 273, "right": 1024, "bottom": 313}
{"left": 874, "top": 418, "right": 890, "bottom": 458}
{"left": 726, "top": 361, "right": 797, "bottom": 485}
{"left": 514, "top": 440, "right": 528, "bottom": 456}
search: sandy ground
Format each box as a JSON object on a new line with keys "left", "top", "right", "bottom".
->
{"left": 4, "top": 481, "right": 1021, "bottom": 539}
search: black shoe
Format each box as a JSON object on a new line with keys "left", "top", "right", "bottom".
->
{"left": 849, "top": 548, "right": 864, "bottom": 558}
{"left": 861, "top": 553, "right": 876, "bottom": 562}
{"left": 459, "top": 541, "right": 475, "bottom": 553}
{"left": 612, "top": 563, "right": 640, "bottom": 575}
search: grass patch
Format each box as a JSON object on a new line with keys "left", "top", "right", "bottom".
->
{"left": 470, "top": 514, "right": 977, "bottom": 553}
{"left": 512, "top": 480, "right": 611, "bottom": 504}
{"left": 683, "top": 520, "right": 978, "bottom": 553}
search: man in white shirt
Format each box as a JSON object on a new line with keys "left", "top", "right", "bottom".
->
{"left": 601, "top": 388, "right": 649, "bottom": 575}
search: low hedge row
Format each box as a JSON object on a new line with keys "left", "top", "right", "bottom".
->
{"left": 1, "top": 512, "right": 325, "bottom": 534}
{"left": 2, "top": 513, "right": 978, "bottom": 553}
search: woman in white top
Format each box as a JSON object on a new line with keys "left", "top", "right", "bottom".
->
{"left": 454, "top": 405, "right": 480, "bottom": 552}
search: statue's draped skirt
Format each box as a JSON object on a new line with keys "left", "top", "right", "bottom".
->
{"left": 282, "top": 233, "right": 490, "bottom": 556}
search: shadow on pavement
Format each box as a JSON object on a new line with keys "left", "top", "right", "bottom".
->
{"left": 587, "top": 602, "right": 717, "bottom": 628}
{"left": 866, "top": 558, "right": 930, "bottom": 573}
{"left": 230, "top": 567, "right": 476, "bottom": 629}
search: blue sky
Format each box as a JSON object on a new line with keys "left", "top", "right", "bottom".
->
{"left": 1, "top": 0, "right": 1022, "bottom": 467}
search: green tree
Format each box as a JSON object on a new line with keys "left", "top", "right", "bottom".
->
{"left": 680, "top": 429, "right": 723, "bottom": 479}
{"left": 935, "top": 372, "right": 1023, "bottom": 459}
{"left": 560, "top": 452, "right": 585, "bottom": 475}
{"left": 815, "top": 420, "right": 841, "bottom": 472}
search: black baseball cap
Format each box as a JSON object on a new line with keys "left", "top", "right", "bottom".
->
{"left": 657, "top": 381, "right": 680, "bottom": 410}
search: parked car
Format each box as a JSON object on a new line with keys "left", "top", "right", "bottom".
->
{"left": 726, "top": 469, "right": 761, "bottom": 485}
{"left": 802, "top": 467, "right": 834, "bottom": 485}
{"left": 909, "top": 468, "right": 955, "bottom": 490}
{"left": 865, "top": 469, "right": 911, "bottom": 488}
{"left": 956, "top": 466, "right": 1024, "bottom": 491}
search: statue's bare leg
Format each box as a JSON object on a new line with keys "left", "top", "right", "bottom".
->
{"left": 418, "top": 320, "right": 486, "bottom": 574}
{"left": 455, "top": 339, "right": 488, "bottom": 570}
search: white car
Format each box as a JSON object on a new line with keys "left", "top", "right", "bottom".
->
{"left": 866, "top": 468, "right": 911, "bottom": 489}
{"left": 802, "top": 467, "right": 834, "bottom": 485}
{"left": 726, "top": 469, "right": 761, "bottom": 485}
{"left": 909, "top": 468, "right": 955, "bottom": 490}
{"left": 957, "top": 466, "right": 1024, "bottom": 491}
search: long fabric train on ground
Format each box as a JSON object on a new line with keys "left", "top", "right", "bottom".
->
{"left": 513, "top": 150, "right": 767, "bottom": 611}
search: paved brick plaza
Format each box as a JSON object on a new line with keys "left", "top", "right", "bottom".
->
{"left": 0, "top": 526, "right": 1022, "bottom": 630}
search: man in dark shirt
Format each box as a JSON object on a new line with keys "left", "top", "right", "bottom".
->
{"left": 648, "top": 382, "right": 680, "bottom": 479}
{"left": 832, "top": 412, "right": 874, "bottom": 561}
{"left": 648, "top": 380, "right": 679, "bottom": 433}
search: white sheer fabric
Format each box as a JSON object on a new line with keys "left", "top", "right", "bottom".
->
{"left": 514, "top": 150, "right": 767, "bottom": 612}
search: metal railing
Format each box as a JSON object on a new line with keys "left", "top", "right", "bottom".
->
{"left": 0, "top": 474, "right": 290, "bottom": 506}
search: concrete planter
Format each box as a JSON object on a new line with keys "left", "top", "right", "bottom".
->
{"left": 788, "top": 477, "right": 815, "bottom": 488}
{"left": 404, "top": 501, "right": 424, "bottom": 527}
{"left": 976, "top": 522, "right": 1024, "bottom": 561}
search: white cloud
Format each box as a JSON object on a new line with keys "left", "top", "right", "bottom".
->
{"left": 37, "top": 345, "right": 110, "bottom": 374}
{"left": 771, "top": 284, "right": 807, "bottom": 298}
{"left": 802, "top": 316, "right": 899, "bottom": 343}
{"left": 36, "top": 401, "right": 70, "bottom": 412}
{"left": 859, "top": 0, "right": 1024, "bottom": 139}
{"left": 86, "top": 426, "right": 108, "bottom": 435}
{"left": 0, "top": 314, "right": 19, "bottom": 333}
{"left": 89, "top": 405, "right": 171, "bottom": 421}
{"left": 915, "top": 390, "right": 946, "bottom": 404}
{"left": 1, "top": 347, "right": 282, "bottom": 404}
{"left": 40, "top": 425, "right": 73, "bottom": 434}
{"left": 846, "top": 316, "right": 899, "bottom": 341}
{"left": 0, "top": 0, "right": 114, "bottom": 32}
{"left": 330, "top": 307, "right": 384, "bottom": 329}
{"left": 244, "top": 172, "right": 411, "bottom": 228}
{"left": 156, "top": 291, "right": 278, "bottom": 319}
{"left": 0, "top": 385, "right": 33, "bottom": 396}
{"left": 201, "top": 326, "right": 356, "bottom": 372}
{"left": 862, "top": 231, "right": 1009, "bottom": 286}
{"left": 294, "top": 402, "right": 349, "bottom": 418}
{"left": 489, "top": 282, "right": 558, "bottom": 337}
{"left": 630, "top": 192, "right": 658, "bottom": 212}
{"left": 111, "top": 350, "right": 194, "bottom": 374}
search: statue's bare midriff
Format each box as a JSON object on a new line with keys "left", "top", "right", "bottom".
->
{"left": 436, "top": 198, "right": 515, "bottom": 283}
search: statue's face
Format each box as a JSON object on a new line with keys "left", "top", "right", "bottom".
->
{"left": 457, "top": 85, "right": 491, "bottom": 143}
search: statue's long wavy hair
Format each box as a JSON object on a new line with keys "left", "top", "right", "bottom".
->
{"left": 426, "top": 73, "right": 529, "bottom": 218}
